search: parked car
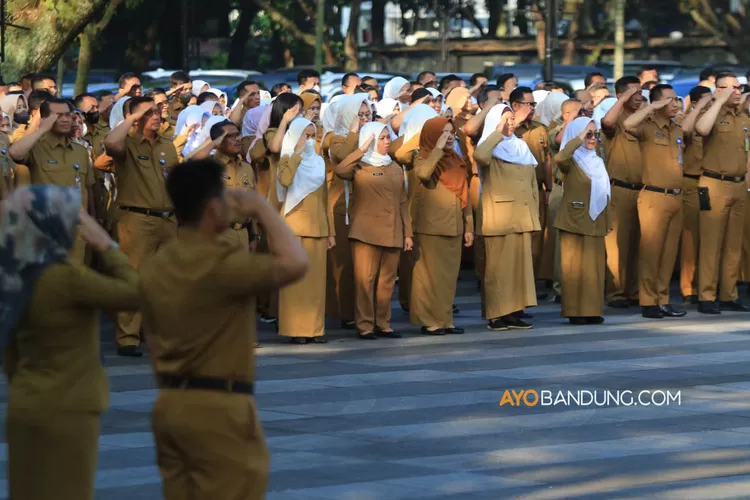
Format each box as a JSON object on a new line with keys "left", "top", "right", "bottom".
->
{"left": 596, "top": 60, "right": 685, "bottom": 83}
{"left": 484, "top": 64, "right": 605, "bottom": 92}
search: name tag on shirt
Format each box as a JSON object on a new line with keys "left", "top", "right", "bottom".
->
{"left": 137, "top": 155, "right": 150, "bottom": 160}
{"left": 720, "top": 122, "right": 730, "bottom": 126}
{"left": 373, "top": 172, "right": 384, "bottom": 176}
{"left": 655, "top": 132, "right": 665, "bottom": 138}
{"left": 47, "top": 159, "right": 59, "bottom": 164}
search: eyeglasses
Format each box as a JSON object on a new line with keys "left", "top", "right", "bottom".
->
{"left": 585, "top": 130, "right": 601, "bottom": 140}
{"left": 358, "top": 112, "right": 372, "bottom": 119}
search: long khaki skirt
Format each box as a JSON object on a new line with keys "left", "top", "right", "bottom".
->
{"left": 410, "top": 234, "right": 462, "bottom": 328}
{"left": 278, "top": 236, "right": 327, "bottom": 337}
{"left": 560, "top": 231, "right": 605, "bottom": 318}
{"left": 484, "top": 232, "right": 537, "bottom": 319}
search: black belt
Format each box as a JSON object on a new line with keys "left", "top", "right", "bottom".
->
{"left": 554, "top": 179, "right": 563, "bottom": 186}
{"left": 611, "top": 179, "right": 643, "bottom": 191}
{"left": 683, "top": 173, "right": 701, "bottom": 180}
{"left": 702, "top": 170, "right": 744, "bottom": 183}
{"left": 231, "top": 222, "right": 250, "bottom": 231}
{"left": 121, "top": 206, "right": 175, "bottom": 218}
{"left": 644, "top": 185, "right": 682, "bottom": 196}
{"left": 158, "top": 374, "right": 254, "bottom": 394}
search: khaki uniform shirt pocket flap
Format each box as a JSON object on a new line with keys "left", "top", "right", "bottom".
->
{"left": 491, "top": 193, "right": 515, "bottom": 203}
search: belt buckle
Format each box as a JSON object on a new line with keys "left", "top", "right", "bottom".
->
{"left": 178, "top": 378, "right": 189, "bottom": 389}
{"left": 674, "top": 188, "right": 681, "bottom": 195}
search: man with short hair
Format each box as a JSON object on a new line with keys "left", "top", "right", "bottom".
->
{"left": 20, "top": 73, "right": 37, "bottom": 94}
{"left": 496, "top": 73, "right": 518, "bottom": 102}
{"left": 197, "top": 92, "right": 219, "bottom": 106}
{"left": 270, "top": 83, "right": 291, "bottom": 97}
{"left": 623, "top": 84, "right": 687, "bottom": 318}
{"left": 104, "top": 96, "right": 180, "bottom": 356}
{"left": 417, "top": 71, "right": 437, "bottom": 88}
{"left": 77, "top": 92, "right": 114, "bottom": 223}
{"left": 588, "top": 83, "right": 610, "bottom": 109}
{"left": 341, "top": 73, "right": 361, "bottom": 95}
{"left": 9, "top": 97, "right": 94, "bottom": 262}
{"left": 30, "top": 75, "right": 57, "bottom": 97}
{"left": 439, "top": 74, "right": 463, "bottom": 96}
{"left": 694, "top": 72, "right": 750, "bottom": 313}
{"left": 585, "top": 72, "right": 607, "bottom": 90}
{"left": 144, "top": 88, "right": 173, "bottom": 137}
{"left": 140, "top": 158, "right": 308, "bottom": 500}
{"left": 115, "top": 72, "right": 142, "bottom": 100}
{"left": 229, "top": 80, "right": 261, "bottom": 127}
{"left": 361, "top": 75, "right": 380, "bottom": 92}
{"left": 637, "top": 67, "right": 659, "bottom": 85}
{"left": 166, "top": 71, "right": 192, "bottom": 126}
{"left": 297, "top": 69, "right": 320, "bottom": 92}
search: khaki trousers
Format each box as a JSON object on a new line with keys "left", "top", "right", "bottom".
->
{"left": 484, "top": 233, "right": 537, "bottom": 319}
{"left": 533, "top": 187, "right": 551, "bottom": 280}
{"left": 116, "top": 210, "right": 178, "bottom": 347}
{"left": 698, "top": 176, "right": 746, "bottom": 302}
{"left": 153, "top": 390, "right": 269, "bottom": 500}
{"left": 279, "top": 236, "right": 326, "bottom": 338}
{"left": 326, "top": 212, "right": 356, "bottom": 322}
{"left": 255, "top": 226, "right": 278, "bottom": 318}
{"left": 351, "top": 240, "right": 400, "bottom": 333}
{"left": 560, "top": 231, "right": 605, "bottom": 317}
{"left": 637, "top": 189, "right": 683, "bottom": 306}
{"left": 397, "top": 247, "right": 416, "bottom": 310}
{"left": 680, "top": 177, "right": 700, "bottom": 296}
{"left": 8, "top": 408, "right": 100, "bottom": 500}
{"left": 605, "top": 184, "right": 641, "bottom": 301}
{"left": 410, "top": 234, "right": 462, "bottom": 328}
{"left": 547, "top": 182, "right": 564, "bottom": 294}
{"left": 742, "top": 191, "right": 750, "bottom": 281}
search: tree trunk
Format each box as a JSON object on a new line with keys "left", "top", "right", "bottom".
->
{"left": 344, "top": 0, "right": 361, "bottom": 71}
{"left": 228, "top": 0, "right": 258, "bottom": 67}
{"left": 2, "top": 0, "right": 108, "bottom": 79}
{"left": 562, "top": 0, "right": 580, "bottom": 65}
{"left": 371, "top": 0, "right": 386, "bottom": 45}
{"left": 487, "top": 0, "right": 502, "bottom": 37}
{"left": 74, "top": 28, "right": 94, "bottom": 96}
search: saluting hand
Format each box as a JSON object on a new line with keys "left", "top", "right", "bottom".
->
{"left": 359, "top": 134, "right": 375, "bottom": 153}
{"left": 622, "top": 86, "right": 640, "bottom": 100}
{"left": 715, "top": 87, "right": 735, "bottom": 104}
{"left": 282, "top": 105, "right": 300, "bottom": 125}
{"left": 294, "top": 133, "right": 306, "bottom": 155}
{"left": 129, "top": 105, "right": 150, "bottom": 122}
{"left": 404, "top": 237, "right": 414, "bottom": 252}
{"left": 514, "top": 103, "right": 533, "bottom": 124}
{"left": 435, "top": 130, "right": 452, "bottom": 150}
{"left": 410, "top": 96, "right": 429, "bottom": 108}
{"left": 651, "top": 98, "right": 672, "bottom": 111}
{"left": 349, "top": 113, "right": 362, "bottom": 134}
{"left": 213, "top": 130, "right": 228, "bottom": 147}
{"left": 228, "top": 188, "right": 269, "bottom": 219}
{"left": 39, "top": 114, "right": 58, "bottom": 133}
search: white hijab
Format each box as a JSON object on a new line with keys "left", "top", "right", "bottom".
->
{"left": 321, "top": 101, "right": 338, "bottom": 138}
{"left": 174, "top": 105, "right": 209, "bottom": 137}
{"left": 278, "top": 117, "right": 326, "bottom": 216}
{"left": 592, "top": 96, "right": 617, "bottom": 130}
{"left": 359, "top": 122, "right": 392, "bottom": 167}
{"left": 190, "top": 115, "right": 226, "bottom": 156}
{"left": 532, "top": 90, "right": 550, "bottom": 106}
{"left": 192, "top": 80, "right": 210, "bottom": 96}
{"left": 400, "top": 104, "right": 438, "bottom": 142}
{"left": 478, "top": 104, "right": 538, "bottom": 166}
{"left": 561, "top": 117, "right": 610, "bottom": 221}
{"left": 384, "top": 77, "right": 410, "bottom": 111}
{"left": 109, "top": 96, "right": 130, "bottom": 130}
{"left": 200, "top": 100, "right": 222, "bottom": 116}
{"left": 375, "top": 98, "right": 399, "bottom": 118}
{"left": 536, "top": 92, "right": 568, "bottom": 127}
{"left": 333, "top": 93, "right": 370, "bottom": 137}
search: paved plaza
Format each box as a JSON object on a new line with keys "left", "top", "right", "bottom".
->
{"left": 3, "top": 272, "right": 750, "bottom": 499}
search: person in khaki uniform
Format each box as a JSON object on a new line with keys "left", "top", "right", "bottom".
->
{"left": 103, "top": 96, "right": 180, "bottom": 357}
{"left": 474, "top": 104, "right": 540, "bottom": 331}
{"left": 277, "top": 117, "right": 335, "bottom": 343}
{"left": 679, "top": 86, "right": 713, "bottom": 303}
{"left": 0, "top": 130, "right": 16, "bottom": 199}
{"left": 600, "top": 76, "right": 645, "bottom": 308}
{"left": 77, "top": 92, "right": 114, "bottom": 226}
{"left": 139, "top": 159, "right": 308, "bottom": 500}
{"left": 335, "top": 121, "right": 414, "bottom": 339}
{"left": 326, "top": 93, "right": 371, "bottom": 328}
{"left": 695, "top": 73, "right": 750, "bottom": 313}
{"left": 555, "top": 118, "right": 611, "bottom": 324}
{"left": 411, "top": 117, "right": 473, "bottom": 335}
{"left": 9, "top": 98, "right": 94, "bottom": 263}
{"left": 623, "top": 84, "right": 688, "bottom": 318}
{"left": 511, "top": 87, "right": 552, "bottom": 284}
{"left": 1, "top": 186, "right": 139, "bottom": 500}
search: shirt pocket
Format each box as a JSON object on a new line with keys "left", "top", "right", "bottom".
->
{"left": 651, "top": 135, "right": 670, "bottom": 147}
{"left": 40, "top": 158, "right": 63, "bottom": 173}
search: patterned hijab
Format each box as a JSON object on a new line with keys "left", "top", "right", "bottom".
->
{"left": 419, "top": 117, "right": 469, "bottom": 209}
{"left": 0, "top": 186, "right": 81, "bottom": 345}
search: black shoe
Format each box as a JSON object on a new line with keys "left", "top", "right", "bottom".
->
{"left": 641, "top": 305, "right": 664, "bottom": 319}
{"left": 586, "top": 316, "right": 605, "bottom": 324}
{"left": 358, "top": 331, "right": 377, "bottom": 340}
{"left": 659, "top": 304, "right": 687, "bottom": 317}
{"left": 698, "top": 301, "right": 721, "bottom": 314}
{"left": 117, "top": 345, "right": 143, "bottom": 357}
{"left": 445, "top": 327, "right": 465, "bottom": 334}
{"left": 400, "top": 305, "right": 410, "bottom": 313}
{"left": 536, "top": 292, "right": 549, "bottom": 301}
{"left": 682, "top": 294, "right": 698, "bottom": 305}
{"left": 607, "top": 300, "right": 629, "bottom": 309}
{"left": 290, "top": 337, "right": 309, "bottom": 344}
{"left": 260, "top": 314, "right": 277, "bottom": 324}
{"left": 341, "top": 320, "right": 357, "bottom": 330}
{"left": 628, "top": 299, "right": 640, "bottom": 307}
{"left": 452, "top": 304, "right": 461, "bottom": 314}
{"left": 545, "top": 280, "right": 553, "bottom": 288}
{"left": 487, "top": 319, "right": 509, "bottom": 331}
{"left": 568, "top": 317, "right": 587, "bottom": 325}
{"left": 310, "top": 337, "right": 328, "bottom": 343}
{"left": 421, "top": 326, "right": 445, "bottom": 336}
{"left": 504, "top": 317, "right": 533, "bottom": 330}
{"left": 376, "top": 329, "right": 402, "bottom": 338}
{"left": 720, "top": 300, "right": 750, "bottom": 312}
{"left": 554, "top": 295, "right": 561, "bottom": 304}
{"left": 516, "top": 310, "right": 533, "bottom": 319}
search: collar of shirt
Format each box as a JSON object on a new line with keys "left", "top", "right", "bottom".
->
{"left": 213, "top": 151, "right": 241, "bottom": 168}
{"left": 133, "top": 131, "right": 163, "bottom": 145}
{"left": 719, "top": 107, "right": 739, "bottom": 118}
{"left": 650, "top": 114, "right": 672, "bottom": 130}
{"left": 42, "top": 131, "right": 74, "bottom": 150}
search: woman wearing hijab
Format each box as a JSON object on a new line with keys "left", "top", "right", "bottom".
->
{"left": 383, "top": 77, "right": 411, "bottom": 111}
{"left": 109, "top": 96, "right": 131, "bottom": 130}
{"left": 335, "top": 122, "right": 413, "bottom": 339}
{"left": 300, "top": 92, "right": 323, "bottom": 152}
{"left": 474, "top": 104, "right": 540, "bottom": 331}
{"left": 1, "top": 186, "right": 139, "bottom": 500}
{"left": 426, "top": 88, "right": 444, "bottom": 115}
{"left": 391, "top": 103, "right": 438, "bottom": 312}
{"left": 0, "top": 94, "right": 22, "bottom": 199}
{"left": 200, "top": 100, "right": 224, "bottom": 117}
{"left": 191, "top": 79, "right": 210, "bottom": 96}
{"left": 326, "top": 93, "right": 371, "bottom": 329}
{"left": 0, "top": 93, "right": 27, "bottom": 131}
{"left": 411, "top": 117, "right": 474, "bottom": 334}
{"left": 173, "top": 105, "right": 211, "bottom": 160}
{"left": 277, "top": 117, "right": 334, "bottom": 344}
{"left": 554, "top": 117, "right": 611, "bottom": 324}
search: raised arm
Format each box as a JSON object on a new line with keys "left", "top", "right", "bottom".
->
{"left": 186, "top": 131, "right": 227, "bottom": 162}
{"left": 473, "top": 131, "right": 504, "bottom": 168}
{"left": 329, "top": 132, "right": 359, "bottom": 164}
{"left": 696, "top": 88, "right": 733, "bottom": 137}
{"left": 554, "top": 136, "right": 583, "bottom": 174}
{"left": 278, "top": 153, "right": 302, "bottom": 188}
{"left": 602, "top": 86, "right": 639, "bottom": 133}
{"left": 8, "top": 115, "right": 57, "bottom": 162}
{"left": 268, "top": 105, "right": 300, "bottom": 154}
{"left": 681, "top": 93, "right": 713, "bottom": 136}
{"left": 623, "top": 98, "right": 671, "bottom": 133}
{"left": 104, "top": 105, "right": 150, "bottom": 158}
{"left": 415, "top": 132, "right": 451, "bottom": 181}
{"left": 463, "top": 97, "right": 500, "bottom": 138}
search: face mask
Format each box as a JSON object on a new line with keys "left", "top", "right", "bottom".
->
{"left": 303, "top": 138, "right": 317, "bottom": 156}
{"left": 313, "top": 85, "right": 321, "bottom": 93}
{"left": 85, "top": 110, "right": 100, "bottom": 124}
{"left": 13, "top": 110, "right": 29, "bottom": 125}
{"left": 81, "top": 123, "right": 88, "bottom": 137}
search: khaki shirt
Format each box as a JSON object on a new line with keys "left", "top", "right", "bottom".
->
{"left": 393, "top": 135, "right": 420, "bottom": 223}
{"left": 159, "top": 120, "right": 175, "bottom": 139}
{"left": 167, "top": 99, "right": 184, "bottom": 127}
{"left": 413, "top": 148, "right": 473, "bottom": 237}
{"left": 0, "top": 134, "right": 15, "bottom": 198}
{"left": 108, "top": 132, "right": 178, "bottom": 210}
{"left": 516, "top": 121, "right": 549, "bottom": 186}
{"left": 335, "top": 152, "right": 413, "bottom": 248}
{"left": 5, "top": 249, "right": 139, "bottom": 412}
{"left": 683, "top": 132, "right": 704, "bottom": 177}
{"left": 20, "top": 132, "right": 94, "bottom": 209}
{"left": 278, "top": 153, "right": 332, "bottom": 238}
{"left": 140, "top": 228, "right": 275, "bottom": 383}
{"left": 702, "top": 108, "right": 750, "bottom": 176}
{"left": 328, "top": 133, "right": 358, "bottom": 216}
{"left": 633, "top": 115, "right": 683, "bottom": 189}
{"left": 248, "top": 128, "right": 282, "bottom": 211}
{"left": 84, "top": 121, "right": 111, "bottom": 159}
{"left": 602, "top": 113, "right": 642, "bottom": 184}
{"left": 554, "top": 137, "right": 611, "bottom": 237}
{"left": 214, "top": 151, "right": 256, "bottom": 246}
{"left": 473, "top": 130, "right": 541, "bottom": 236}
{"left": 548, "top": 122, "right": 564, "bottom": 182}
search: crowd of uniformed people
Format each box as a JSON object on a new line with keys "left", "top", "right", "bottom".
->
{"left": 1, "top": 65, "right": 750, "bottom": 499}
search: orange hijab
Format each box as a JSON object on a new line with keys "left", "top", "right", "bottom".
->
{"left": 300, "top": 92, "right": 322, "bottom": 111}
{"left": 419, "top": 117, "right": 469, "bottom": 209}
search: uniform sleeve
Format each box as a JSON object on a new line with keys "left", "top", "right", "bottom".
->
{"left": 330, "top": 133, "right": 359, "bottom": 164}
{"left": 249, "top": 136, "right": 268, "bottom": 164}
{"left": 554, "top": 136, "right": 582, "bottom": 174}
{"left": 69, "top": 247, "right": 140, "bottom": 311}
{"left": 463, "top": 204, "right": 474, "bottom": 234}
{"left": 172, "top": 134, "right": 187, "bottom": 161}
{"left": 399, "top": 164, "right": 413, "bottom": 239}
{"left": 335, "top": 149, "right": 363, "bottom": 180}
{"left": 473, "top": 131, "right": 504, "bottom": 168}
{"left": 85, "top": 150, "right": 95, "bottom": 187}
{"left": 415, "top": 148, "right": 444, "bottom": 182}
{"left": 278, "top": 154, "right": 302, "bottom": 188}
{"left": 211, "top": 251, "right": 277, "bottom": 297}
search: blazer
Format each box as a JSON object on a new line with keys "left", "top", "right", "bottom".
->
{"left": 278, "top": 153, "right": 333, "bottom": 238}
